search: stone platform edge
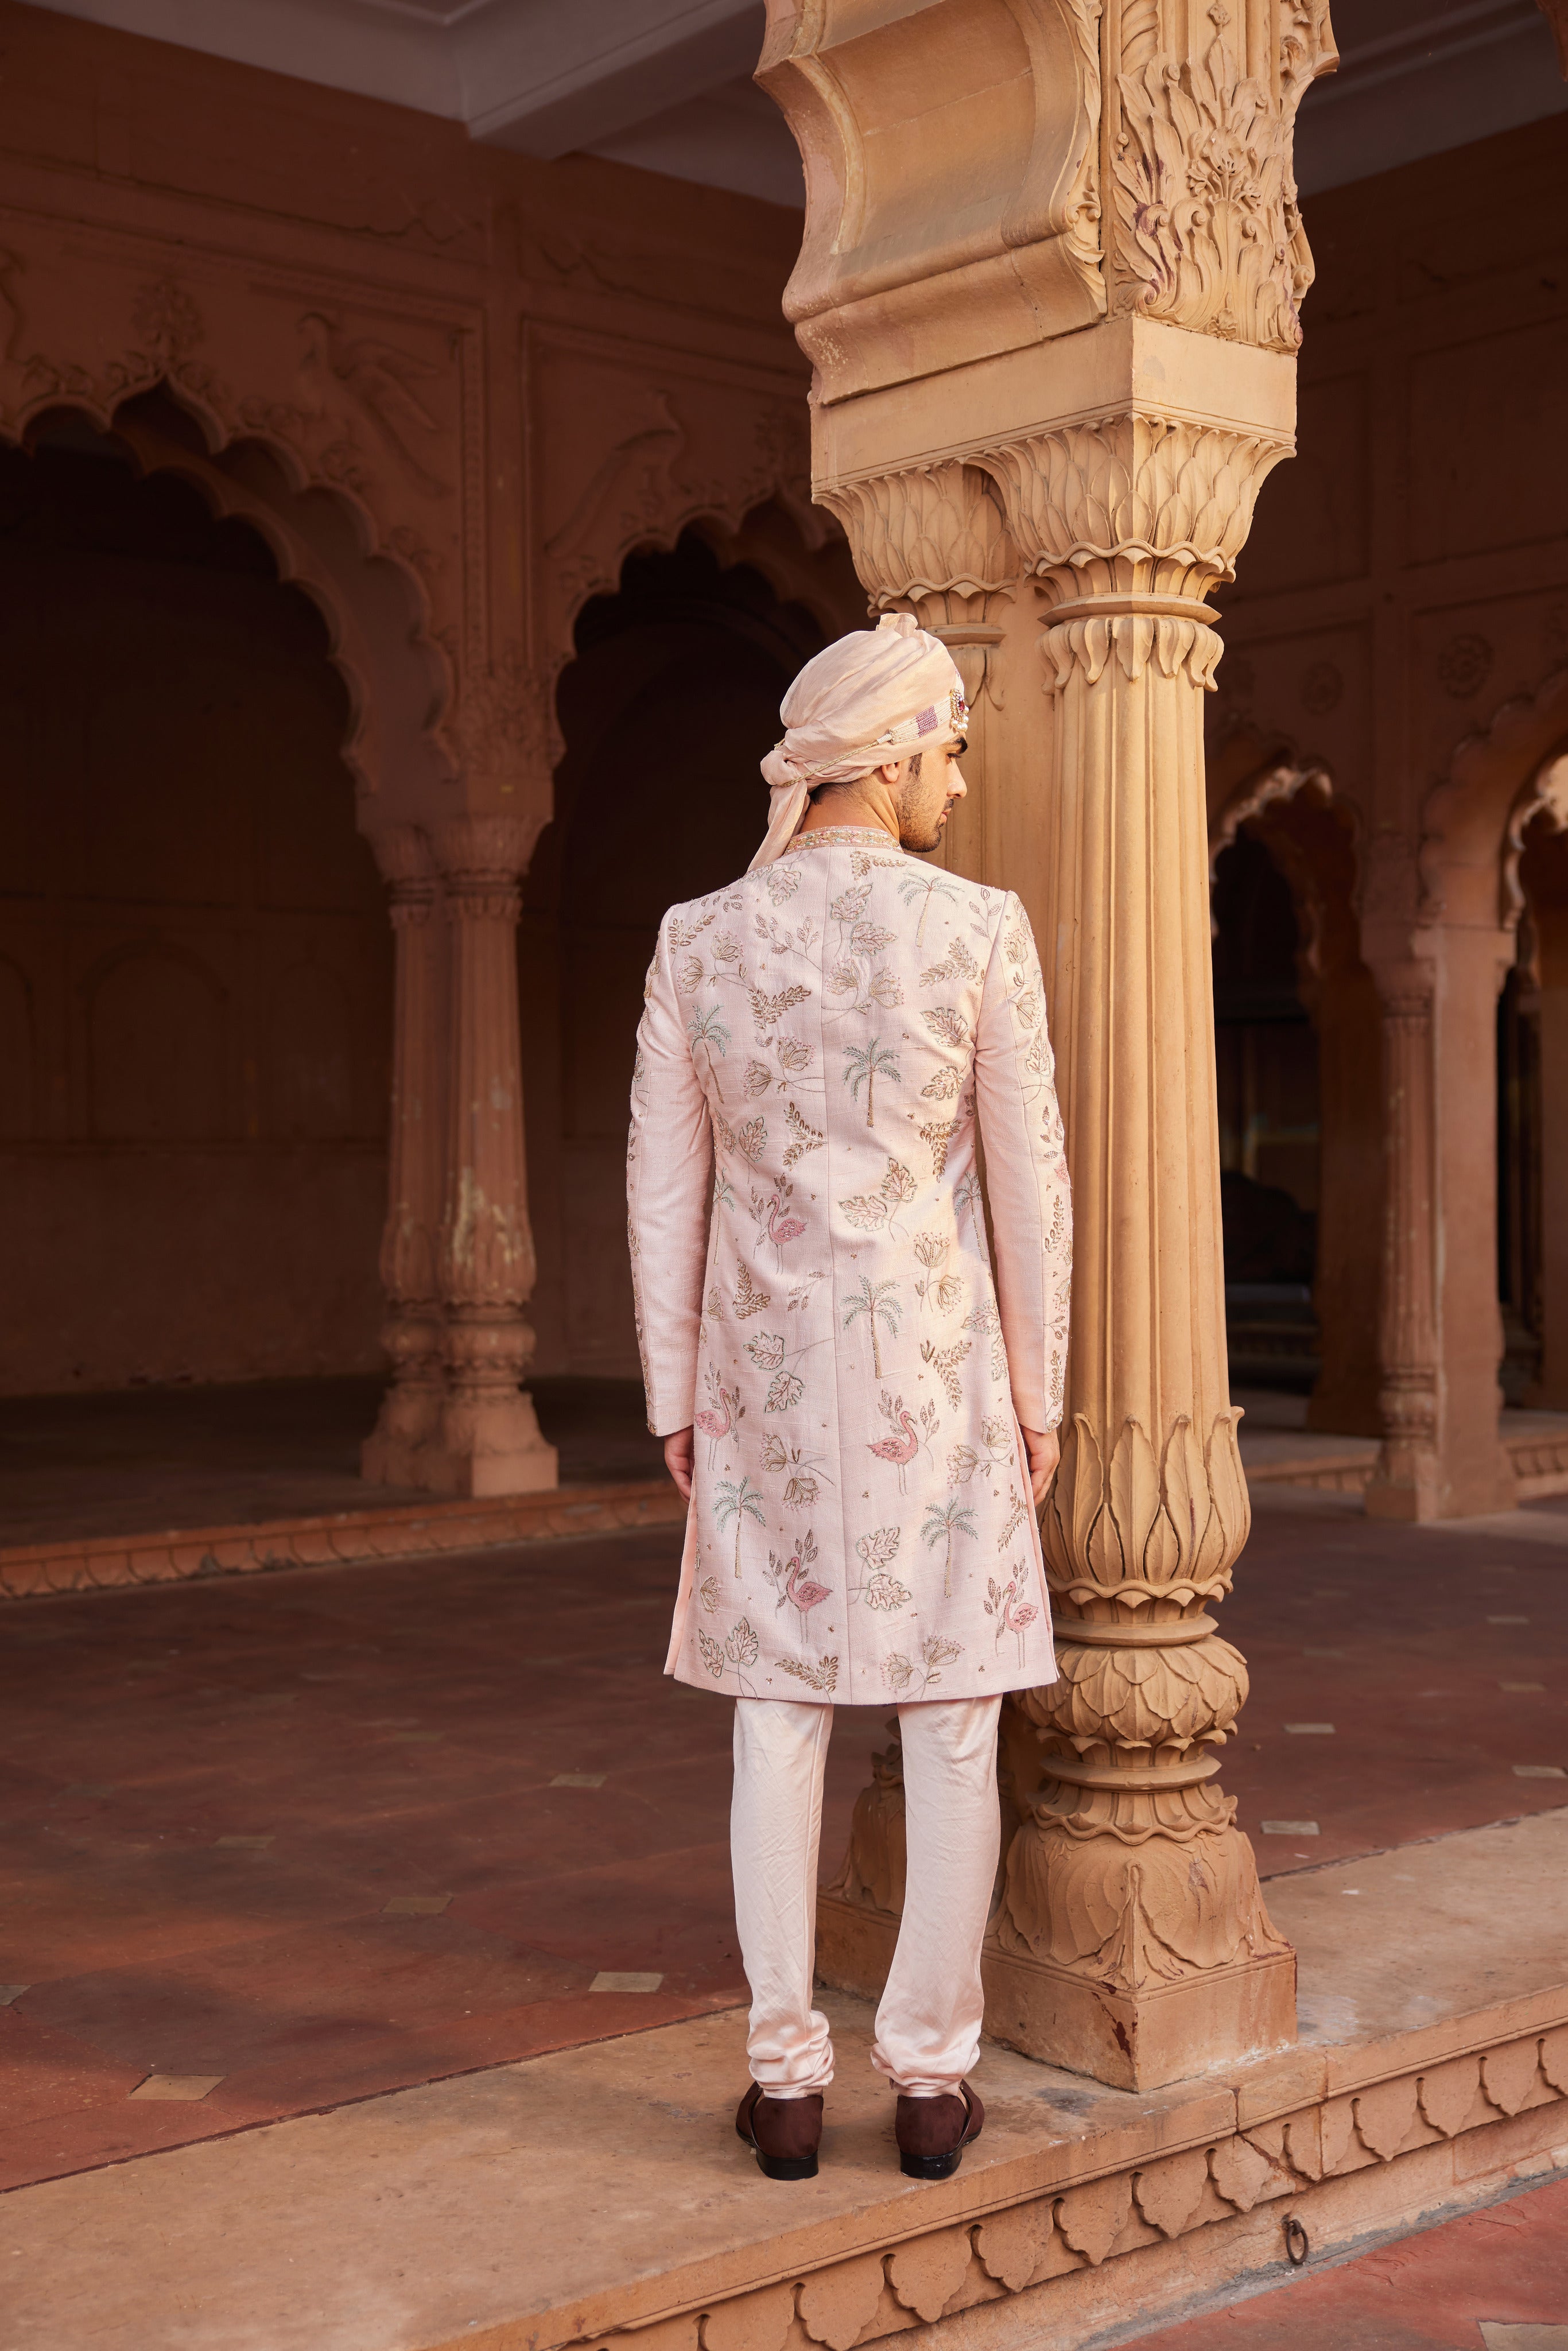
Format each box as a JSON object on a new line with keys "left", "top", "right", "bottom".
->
{"left": 536, "top": 1995, "right": 1568, "bottom": 2351}
{"left": 0, "top": 1479, "right": 687, "bottom": 1601}
{"left": 1247, "top": 1421, "right": 1568, "bottom": 1498}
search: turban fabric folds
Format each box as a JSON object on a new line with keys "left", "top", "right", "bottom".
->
{"left": 749, "top": 612, "right": 968, "bottom": 871}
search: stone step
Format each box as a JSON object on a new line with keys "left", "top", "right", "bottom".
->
{"left": 0, "top": 1476, "right": 685, "bottom": 1600}
{"left": 7, "top": 1809, "right": 1566, "bottom": 2351}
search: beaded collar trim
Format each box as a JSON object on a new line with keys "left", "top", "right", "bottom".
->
{"left": 782, "top": 827, "right": 903, "bottom": 856}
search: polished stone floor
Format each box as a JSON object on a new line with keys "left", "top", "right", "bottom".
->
{"left": 1, "top": 1476, "right": 1565, "bottom": 2200}
{"left": 0, "top": 1375, "right": 664, "bottom": 1545}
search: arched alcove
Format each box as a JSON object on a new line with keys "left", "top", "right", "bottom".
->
{"left": 0, "top": 410, "right": 391, "bottom": 1392}
{"left": 523, "top": 522, "right": 835, "bottom": 1379}
{"left": 1507, "top": 774, "right": 1568, "bottom": 1405}
{"left": 1209, "top": 762, "right": 1383, "bottom": 1435}
{"left": 1211, "top": 831, "right": 1321, "bottom": 1390}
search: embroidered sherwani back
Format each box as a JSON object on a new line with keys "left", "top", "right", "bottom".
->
{"left": 627, "top": 826, "right": 1072, "bottom": 1706}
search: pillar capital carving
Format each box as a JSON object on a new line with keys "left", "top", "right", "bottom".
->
{"left": 367, "top": 823, "right": 438, "bottom": 920}
{"left": 762, "top": 0, "right": 1335, "bottom": 408}
{"left": 1108, "top": 0, "right": 1336, "bottom": 353}
{"left": 432, "top": 814, "right": 541, "bottom": 901}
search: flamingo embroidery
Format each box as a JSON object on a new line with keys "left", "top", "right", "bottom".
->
{"left": 867, "top": 1388, "right": 937, "bottom": 1495}
{"left": 764, "top": 1185, "right": 806, "bottom": 1269}
{"left": 766, "top": 1528, "right": 832, "bottom": 1639}
{"left": 694, "top": 1367, "right": 742, "bottom": 1467}
{"left": 984, "top": 1558, "right": 1039, "bottom": 1665}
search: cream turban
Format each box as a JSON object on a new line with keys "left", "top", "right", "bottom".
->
{"left": 750, "top": 612, "right": 968, "bottom": 871}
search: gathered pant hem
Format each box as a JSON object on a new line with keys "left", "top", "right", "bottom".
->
{"left": 731, "top": 1693, "right": 1003, "bottom": 2098}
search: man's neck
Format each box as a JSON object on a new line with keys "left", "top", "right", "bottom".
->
{"left": 797, "top": 781, "right": 900, "bottom": 841}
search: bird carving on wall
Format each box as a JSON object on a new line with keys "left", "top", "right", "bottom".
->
{"left": 296, "top": 310, "right": 451, "bottom": 496}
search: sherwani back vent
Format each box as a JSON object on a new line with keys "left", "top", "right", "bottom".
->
{"left": 627, "top": 826, "right": 1072, "bottom": 1706}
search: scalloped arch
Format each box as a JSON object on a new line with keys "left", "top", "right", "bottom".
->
{"left": 1422, "top": 661, "right": 1568, "bottom": 922}
{"left": 9, "top": 385, "right": 454, "bottom": 814}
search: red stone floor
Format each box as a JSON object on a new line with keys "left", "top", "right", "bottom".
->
{"left": 1121, "top": 2167, "right": 1568, "bottom": 2349}
{"left": 0, "top": 1484, "right": 1565, "bottom": 2198}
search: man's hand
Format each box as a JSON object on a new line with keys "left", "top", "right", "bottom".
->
{"left": 1020, "top": 1425, "right": 1060, "bottom": 1507}
{"left": 663, "top": 1426, "right": 695, "bottom": 1500}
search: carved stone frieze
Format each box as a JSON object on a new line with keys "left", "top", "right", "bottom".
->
{"left": 588, "top": 2022, "right": 1567, "bottom": 2351}
{"left": 1109, "top": 0, "right": 1336, "bottom": 353}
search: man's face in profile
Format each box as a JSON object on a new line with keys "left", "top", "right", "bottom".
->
{"left": 895, "top": 740, "right": 968, "bottom": 854}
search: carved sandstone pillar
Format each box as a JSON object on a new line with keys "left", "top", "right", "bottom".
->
{"left": 363, "top": 827, "right": 447, "bottom": 1485}
{"left": 764, "top": 0, "right": 1336, "bottom": 2087}
{"left": 1364, "top": 926, "right": 1516, "bottom": 1520}
{"left": 1362, "top": 959, "right": 1441, "bottom": 1518}
{"left": 421, "top": 816, "right": 558, "bottom": 1497}
{"left": 979, "top": 422, "right": 1294, "bottom": 2086}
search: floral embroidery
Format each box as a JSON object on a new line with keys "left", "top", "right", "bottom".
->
{"left": 629, "top": 843, "right": 1069, "bottom": 1706}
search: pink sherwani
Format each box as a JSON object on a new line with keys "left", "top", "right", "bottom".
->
{"left": 627, "top": 825, "right": 1072, "bottom": 1706}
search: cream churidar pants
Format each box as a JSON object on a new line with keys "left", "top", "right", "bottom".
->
{"left": 731, "top": 1694, "right": 1003, "bottom": 2098}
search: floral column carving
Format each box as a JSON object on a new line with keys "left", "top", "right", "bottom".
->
{"left": 765, "top": 0, "right": 1337, "bottom": 2086}
{"left": 363, "top": 826, "right": 448, "bottom": 1487}
{"left": 422, "top": 813, "right": 558, "bottom": 1497}
{"left": 975, "top": 416, "right": 1295, "bottom": 2087}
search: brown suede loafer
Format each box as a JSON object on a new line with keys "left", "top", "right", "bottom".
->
{"left": 895, "top": 2081, "right": 984, "bottom": 2180}
{"left": 735, "top": 2082, "right": 823, "bottom": 2181}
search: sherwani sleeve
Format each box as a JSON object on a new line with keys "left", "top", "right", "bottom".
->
{"left": 973, "top": 892, "right": 1073, "bottom": 1433}
{"left": 627, "top": 911, "right": 713, "bottom": 1437}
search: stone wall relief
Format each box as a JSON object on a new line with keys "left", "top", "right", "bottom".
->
{"left": 534, "top": 352, "right": 835, "bottom": 697}
{"left": 1422, "top": 658, "right": 1568, "bottom": 925}
{"left": 0, "top": 230, "right": 478, "bottom": 801}
{"left": 1108, "top": 0, "right": 1337, "bottom": 352}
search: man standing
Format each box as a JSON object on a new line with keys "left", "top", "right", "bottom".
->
{"left": 627, "top": 614, "right": 1071, "bottom": 2183}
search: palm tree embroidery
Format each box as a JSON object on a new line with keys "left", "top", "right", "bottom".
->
{"left": 842, "top": 1036, "right": 901, "bottom": 1129}
{"left": 714, "top": 1474, "right": 766, "bottom": 1578}
{"left": 687, "top": 1005, "right": 731, "bottom": 1100}
{"left": 922, "top": 1495, "right": 980, "bottom": 1598}
{"left": 898, "top": 869, "right": 960, "bottom": 946}
{"left": 843, "top": 1275, "right": 902, "bottom": 1380}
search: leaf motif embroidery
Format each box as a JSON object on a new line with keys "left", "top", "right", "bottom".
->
{"left": 763, "top": 866, "right": 801, "bottom": 906}
{"left": 746, "top": 1331, "right": 786, "bottom": 1370}
{"left": 921, "top": 1338, "right": 971, "bottom": 1407}
{"left": 919, "top": 1119, "right": 960, "bottom": 1174}
{"left": 851, "top": 921, "right": 895, "bottom": 953}
{"left": 881, "top": 1158, "right": 916, "bottom": 1206}
{"left": 733, "top": 1259, "right": 771, "bottom": 1319}
{"left": 867, "top": 968, "right": 903, "bottom": 1008}
{"left": 743, "top": 1061, "right": 772, "bottom": 1098}
{"left": 778, "top": 1653, "right": 839, "bottom": 1692}
{"left": 734, "top": 1117, "right": 767, "bottom": 1163}
{"left": 698, "top": 1576, "right": 721, "bottom": 1615}
{"left": 830, "top": 882, "right": 871, "bottom": 923}
{"left": 697, "top": 1627, "right": 725, "bottom": 1677}
{"left": 921, "top": 1068, "right": 961, "bottom": 1100}
{"left": 783, "top": 1101, "right": 824, "bottom": 1167}
{"left": 855, "top": 1526, "right": 902, "bottom": 1570}
{"left": 725, "top": 1617, "right": 760, "bottom": 1667}
{"left": 839, "top": 1194, "right": 888, "bottom": 1231}
{"left": 749, "top": 983, "right": 810, "bottom": 1029}
{"left": 922, "top": 1006, "right": 969, "bottom": 1048}
{"left": 920, "top": 939, "right": 980, "bottom": 986}
{"left": 766, "top": 1369, "right": 805, "bottom": 1413}
{"left": 669, "top": 907, "right": 718, "bottom": 949}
